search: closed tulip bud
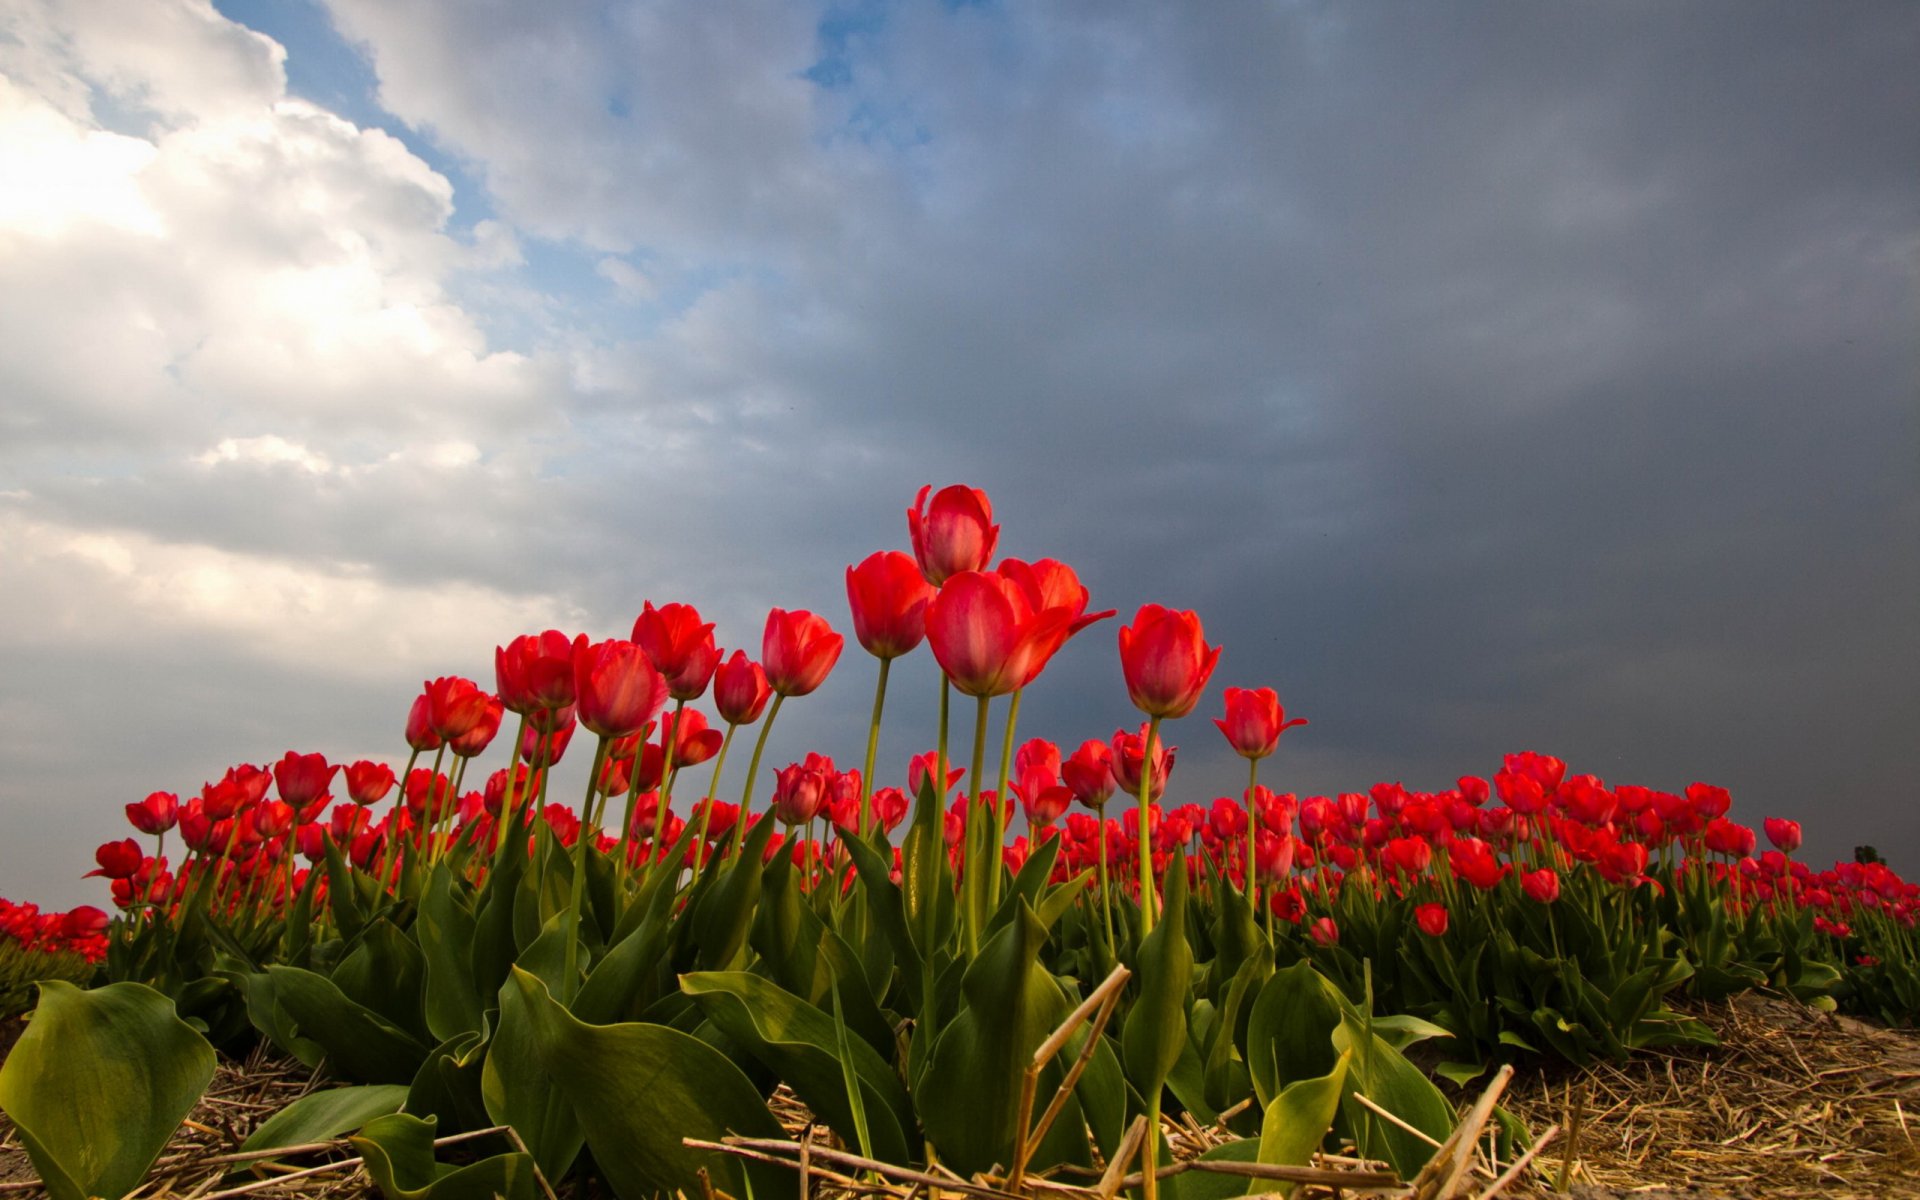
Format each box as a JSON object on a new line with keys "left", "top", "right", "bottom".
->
{"left": 253, "top": 801, "right": 296, "bottom": 839}
{"left": 632, "top": 602, "right": 721, "bottom": 701}
{"left": 714, "top": 651, "right": 773, "bottom": 725}
{"left": 869, "top": 786, "right": 909, "bottom": 832}
{"left": 1415, "top": 903, "right": 1450, "bottom": 937}
{"left": 126, "top": 791, "right": 179, "bottom": 835}
{"left": 908, "top": 484, "right": 999, "bottom": 586}
{"left": 571, "top": 636, "right": 670, "bottom": 740}
{"left": 1764, "top": 817, "right": 1803, "bottom": 854}
{"left": 448, "top": 694, "right": 505, "bottom": 758}
{"left": 1118, "top": 604, "right": 1221, "bottom": 719}
{"left": 404, "top": 693, "right": 442, "bottom": 752}
{"left": 1384, "top": 835, "right": 1432, "bottom": 875}
{"left": 423, "top": 676, "right": 491, "bottom": 741}
{"left": 1521, "top": 868, "right": 1561, "bottom": 905}
{"left": 345, "top": 761, "right": 397, "bottom": 806}
{"left": 1308, "top": 916, "right": 1340, "bottom": 946}
{"left": 1213, "top": 687, "right": 1306, "bottom": 759}
{"left": 1062, "top": 739, "right": 1116, "bottom": 810}
{"left": 762, "top": 609, "right": 845, "bottom": 697}
{"left": 1110, "top": 724, "right": 1175, "bottom": 804}
{"left": 772, "top": 761, "right": 830, "bottom": 826}
{"left": 273, "top": 752, "right": 338, "bottom": 808}
{"left": 846, "top": 550, "right": 935, "bottom": 660}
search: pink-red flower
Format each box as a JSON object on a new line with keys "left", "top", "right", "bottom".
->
{"left": 448, "top": 695, "right": 505, "bottom": 758}
{"left": 571, "top": 637, "right": 670, "bottom": 739}
{"left": 88, "top": 839, "right": 142, "bottom": 879}
{"left": 996, "top": 558, "right": 1115, "bottom": 638}
{"left": 1764, "top": 817, "right": 1803, "bottom": 854}
{"left": 1308, "top": 916, "right": 1340, "bottom": 946}
{"left": 658, "top": 708, "right": 724, "bottom": 768}
{"left": 907, "top": 484, "right": 999, "bottom": 586}
{"left": 1118, "top": 604, "right": 1221, "bottom": 719}
{"left": 126, "top": 792, "right": 179, "bottom": 835}
{"left": 633, "top": 602, "right": 721, "bottom": 701}
{"left": 1111, "top": 724, "right": 1175, "bottom": 804}
{"left": 846, "top": 550, "right": 934, "bottom": 660}
{"left": 925, "top": 570, "right": 1075, "bottom": 698}
{"left": 345, "top": 761, "right": 396, "bottom": 806}
{"left": 1010, "top": 738, "right": 1072, "bottom": 827}
{"left": 1415, "top": 903, "right": 1450, "bottom": 937}
{"left": 714, "top": 651, "right": 772, "bottom": 725}
{"left": 1521, "top": 868, "right": 1561, "bottom": 905}
{"left": 495, "top": 631, "right": 579, "bottom": 714}
{"left": 1213, "top": 687, "right": 1306, "bottom": 759}
{"left": 423, "top": 677, "right": 492, "bottom": 741}
{"left": 762, "top": 609, "right": 845, "bottom": 697}
{"left": 772, "top": 760, "right": 832, "bottom": 825}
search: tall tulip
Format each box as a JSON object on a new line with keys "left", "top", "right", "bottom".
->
{"left": 907, "top": 484, "right": 999, "bottom": 586}
{"left": 571, "top": 637, "right": 668, "bottom": 740}
{"left": 632, "top": 602, "right": 720, "bottom": 701}
{"left": 698, "top": 651, "right": 769, "bottom": 865}
{"left": 1214, "top": 687, "right": 1305, "bottom": 910}
{"left": 925, "top": 571, "right": 1075, "bottom": 699}
{"left": 1117, "top": 604, "right": 1216, "bottom": 935}
{"left": 846, "top": 550, "right": 935, "bottom": 835}
{"left": 495, "top": 631, "right": 579, "bottom": 714}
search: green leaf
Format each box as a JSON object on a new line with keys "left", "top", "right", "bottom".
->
{"left": 1333, "top": 1015, "right": 1457, "bottom": 1178}
{"left": 1245, "top": 960, "right": 1340, "bottom": 1106}
{"left": 237, "top": 1085, "right": 409, "bottom": 1164}
{"left": 350, "top": 1113, "right": 537, "bottom": 1200}
{"left": 681, "top": 971, "right": 914, "bottom": 1164}
{"left": 0, "top": 981, "right": 217, "bottom": 1200}
{"left": 688, "top": 813, "right": 775, "bottom": 971}
{"left": 1256, "top": 1049, "right": 1350, "bottom": 1194}
{"left": 1121, "top": 846, "right": 1193, "bottom": 1099}
{"left": 330, "top": 918, "right": 430, "bottom": 1045}
{"left": 1366, "top": 1014, "right": 1455, "bottom": 1053}
{"left": 506, "top": 968, "right": 797, "bottom": 1200}
{"left": 419, "top": 864, "right": 484, "bottom": 1042}
{"left": 1176, "top": 1138, "right": 1262, "bottom": 1200}
{"left": 406, "top": 1029, "right": 492, "bottom": 1135}
{"left": 481, "top": 954, "right": 583, "bottom": 1183}
{"left": 266, "top": 966, "right": 430, "bottom": 1085}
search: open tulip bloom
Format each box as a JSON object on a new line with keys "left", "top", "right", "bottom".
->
{"left": 10, "top": 480, "right": 1915, "bottom": 1200}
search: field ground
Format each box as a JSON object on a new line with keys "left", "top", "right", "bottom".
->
{"left": 3, "top": 992, "right": 1916, "bottom": 1200}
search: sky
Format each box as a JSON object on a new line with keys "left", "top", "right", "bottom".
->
{"left": 2, "top": 0, "right": 1915, "bottom": 910}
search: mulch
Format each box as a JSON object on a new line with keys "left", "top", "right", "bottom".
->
{"left": 2, "top": 993, "right": 1916, "bottom": 1200}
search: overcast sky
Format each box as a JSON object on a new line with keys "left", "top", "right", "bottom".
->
{"left": 3, "top": 1, "right": 1915, "bottom": 910}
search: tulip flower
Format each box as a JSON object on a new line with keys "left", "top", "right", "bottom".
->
{"left": 1009, "top": 738, "right": 1072, "bottom": 828}
{"left": 449, "top": 695, "right": 505, "bottom": 757}
{"left": 344, "top": 761, "right": 397, "bottom": 806}
{"left": 571, "top": 637, "right": 669, "bottom": 740}
{"left": 1415, "top": 903, "right": 1450, "bottom": 937}
{"left": 1111, "top": 724, "right": 1175, "bottom": 805}
{"left": 907, "top": 484, "right": 999, "bottom": 586}
{"left": 762, "top": 609, "right": 844, "bottom": 698}
{"left": 1765, "top": 817, "right": 1803, "bottom": 854}
{"left": 126, "top": 791, "right": 179, "bottom": 835}
{"left": 909, "top": 750, "right": 966, "bottom": 798}
{"left": 714, "top": 651, "right": 772, "bottom": 725}
{"left": 846, "top": 551, "right": 935, "bottom": 660}
{"left": 658, "top": 708, "right": 723, "bottom": 769}
{"left": 1308, "top": 916, "right": 1340, "bottom": 946}
{"left": 996, "top": 558, "right": 1115, "bottom": 638}
{"left": 772, "top": 761, "right": 831, "bottom": 826}
{"left": 633, "top": 602, "right": 721, "bottom": 701}
{"left": 404, "top": 694, "right": 442, "bottom": 752}
{"left": 1213, "top": 687, "right": 1307, "bottom": 760}
{"left": 496, "top": 631, "right": 579, "bottom": 714}
{"left": 88, "top": 839, "right": 143, "bottom": 880}
{"left": 423, "top": 677, "right": 492, "bottom": 741}
{"left": 1118, "top": 604, "right": 1221, "bottom": 720}
{"left": 925, "top": 571, "right": 1075, "bottom": 698}
{"left": 1522, "top": 868, "right": 1561, "bottom": 905}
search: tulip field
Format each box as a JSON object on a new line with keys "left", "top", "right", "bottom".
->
{"left": 1, "top": 484, "right": 1915, "bottom": 1200}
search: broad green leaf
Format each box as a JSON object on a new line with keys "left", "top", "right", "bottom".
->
{"left": 1245, "top": 960, "right": 1340, "bottom": 1106}
{"left": 237, "top": 1085, "right": 409, "bottom": 1164}
{"left": 330, "top": 918, "right": 430, "bottom": 1045}
{"left": 266, "top": 966, "right": 430, "bottom": 1085}
{"left": 506, "top": 968, "right": 796, "bottom": 1200}
{"left": 1333, "top": 1016, "right": 1456, "bottom": 1178}
{"left": 689, "top": 814, "right": 775, "bottom": 971}
{"left": 350, "top": 1113, "right": 537, "bottom": 1200}
{"left": 1366, "top": 1014, "right": 1455, "bottom": 1052}
{"left": 1176, "top": 1138, "right": 1262, "bottom": 1200}
{"left": 235, "top": 969, "right": 323, "bottom": 1068}
{"left": 406, "top": 1029, "right": 492, "bottom": 1135}
{"left": 681, "top": 970, "right": 914, "bottom": 1164}
{"left": 481, "top": 949, "right": 583, "bottom": 1182}
{"left": 1255, "top": 1049, "right": 1349, "bottom": 1194}
{"left": 1121, "top": 846, "right": 1193, "bottom": 1099}
{"left": 0, "top": 981, "right": 216, "bottom": 1200}
{"left": 419, "top": 864, "right": 484, "bottom": 1042}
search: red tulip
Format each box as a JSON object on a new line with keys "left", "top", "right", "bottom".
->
{"left": 253, "top": 801, "right": 295, "bottom": 839}
{"left": 1308, "top": 916, "right": 1340, "bottom": 946}
{"left": 1213, "top": 687, "right": 1307, "bottom": 759}
{"left": 423, "top": 676, "right": 491, "bottom": 741}
{"left": 522, "top": 714, "right": 577, "bottom": 767}
{"left": 571, "top": 637, "right": 669, "bottom": 739}
{"left": 714, "top": 651, "right": 773, "bottom": 725}
{"left": 345, "top": 761, "right": 397, "bottom": 806}
{"left": 1111, "top": 723, "right": 1175, "bottom": 804}
{"left": 1010, "top": 738, "right": 1072, "bottom": 827}
{"left": 1764, "top": 817, "right": 1803, "bottom": 854}
{"left": 1118, "top": 604, "right": 1221, "bottom": 719}
{"left": 632, "top": 602, "right": 721, "bottom": 700}
{"left": 1704, "top": 817, "right": 1756, "bottom": 858}
{"left": 1255, "top": 830, "right": 1297, "bottom": 882}
{"left": 126, "top": 791, "right": 179, "bottom": 835}
{"left": 1063, "top": 739, "right": 1117, "bottom": 809}
{"left": 996, "top": 558, "right": 1115, "bottom": 637}
{"left": 1521, "top": 868, "right": 1561, "bottom": 905}
{"left": 449, "top": 694, "right": 505, "bottom": 758}
{"left": 88, "top": 839, "right": 143, "bottom": 879}
{"left": 925, "top": 571, "right": 1075, "bottom": 698}
{"left": 403, "top": 694, "right": 442, "bottom": 752}
{"left": 869, "top": 786, "right": 909, "bottom": 832}
{"left": 495, "top": 631, "right": 578, "bottom": 714}
{"left": 1449, "top": 837, "right": 1508, "bottom": 890}
{"left": 845, "top": 550, "right": 935, "bottom": 660}
{"left": 1384, "top": 835, "right": 1432, "bottom": 875}
{"left": 772, "top": 761, "right": 831, "bottom": 825}
{"left": 658, "top": 708, "right": 724, "bottom": 768}
{"left": 271, "top": 751, "right": 336, "bottom": 810}
{"left": 1415, "top": 903, "right": 1450, "bottom": 938}
{"left": 762, "top": 609, "right": 845, "bottom": 697}
{"left": 907, "top": 749, "right": 966, "bottom": 798}
{"left": 907, "top": 484, "right": 999, "bottom": 586}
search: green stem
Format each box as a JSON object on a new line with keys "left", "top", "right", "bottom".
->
{"left": 561, "top": 737, "right": 612, "bottom": 999}
{"left": 1138, "top": 715, "right": 1164, "bottom": 934}
{"left": 1245, "top": 757, "right": 1260, "bottom": 914}
{"left": 962, "top": 694, "right": 991, "bottom": 957}
{"left": 730, "top": 693, "right": 786, "bottom": 859}
{"left": 859, "top": 657, "right": 892, "bottom": 838}
{"left": 1096, "top": 803, "right": 1115, "bottom": 955}
{"left": 374, "top": 746, "right": 421, "bottom": 895}
{"left": 989, "top": 688, "right": 1022, "bottom": 907}
{"left": 413, "top": 743, "right": 449, "bottom": 864}
{"left": 619, "top": 700, "right": 681, "bottom": 884}
{"left": 484, "top": 711, "right": 531, "bottom": 882}
{"left": 689, "top": 723, "right": 739, "bottom": 873}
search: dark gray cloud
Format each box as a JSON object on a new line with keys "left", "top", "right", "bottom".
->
{"left": 4, "top": 1, "right": 1915, "bottom": 907}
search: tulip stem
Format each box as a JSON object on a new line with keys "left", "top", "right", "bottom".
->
{"left": 1245, "top": 758, "right": 1260, "bottom": 916}
{"left": 690, "top": 723, "right": 739, "bottom": 873}
{"left": 484, "top": 712, "right": 531, "bottom": 883}
{"left": 989, "top": 688, "right": 1023, "bottom": 907}
{"left": 858, "top": 657, "right": 891, "bottom": 839}
{"left": 562, "top": 737, "right": 611, "bottom": 999}
{"left": 1138, "top": 715, "right": 1164, "bottom": 934}
{"left": 620, "top": 701, "right": 681, "bottom": 890}
{"left": 374, "top": 747, "right": 421, "bottom": 895}
{"left": 963, "top": 694, "right": 992, "bottom": 957}
{"left": 731, "top": 694, "right": 786, "bottom": 859}
{"left": 1096, "top": 804, "right": 1115, "bottom": 955}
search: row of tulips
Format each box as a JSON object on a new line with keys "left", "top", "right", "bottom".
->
{"left": 0, "top": 898, "right": 107, "bottom": 1018}
{"left": 3, "top": 482, "right": 1915, "bottom": 1200}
